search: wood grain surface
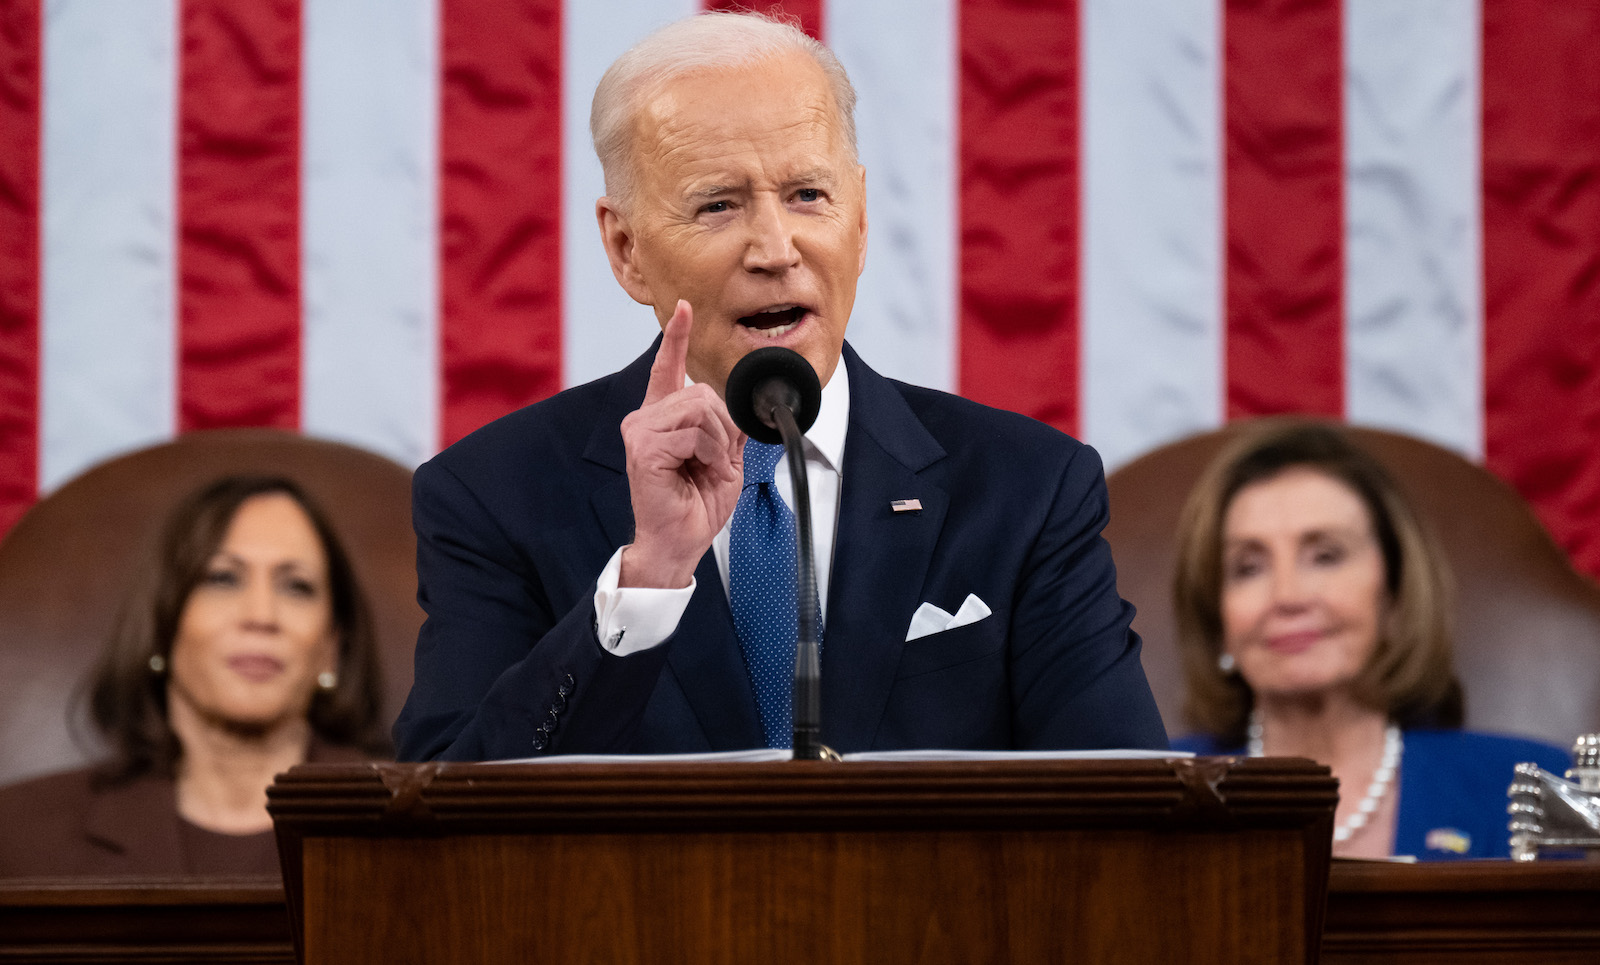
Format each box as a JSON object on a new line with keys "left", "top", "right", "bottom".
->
{"left": 271, "top": 758, "right": 1337, "bottom": 965}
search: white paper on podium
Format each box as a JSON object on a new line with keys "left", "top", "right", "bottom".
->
{"left": 840, "top": 749, "right": 1193, "bottom": 762}
{"left": 486, "top": 748, "right": 1189, "bottom": 765}
{"left": 488, "top": 748, "right": 794, "bottom": 765}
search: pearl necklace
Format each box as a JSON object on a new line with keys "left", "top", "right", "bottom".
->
{"left": 1247, "top": 711, "right": 1402, "bottom": 843}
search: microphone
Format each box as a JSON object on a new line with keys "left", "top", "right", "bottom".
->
{"left": 725, "top": 346, "right": 822, "bottom": 443}
{"left": 724, "top": 347, "right": 831, "bottom": 761}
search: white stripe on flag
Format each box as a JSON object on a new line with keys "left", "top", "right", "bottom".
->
{"left": 1081, "top": 0, "right": 1224, "bottom": 470}
{"left": 40, "top": 0, "right": 178, "bottom": 491}
{"left": 1343, "top": 0, "right": 1483, "bottom": 460}
{"left": 562, "top": 0, "right": 699, "bottom": 389}
{"left": 302, "top": 0, "right": 439, "bottom": 467}
{"left": 829, "top": 0, "right": 958, "bottom": 392}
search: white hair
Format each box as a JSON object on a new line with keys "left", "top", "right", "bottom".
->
{"left": 590, "top": 11, "right": 859, "bottom": 210}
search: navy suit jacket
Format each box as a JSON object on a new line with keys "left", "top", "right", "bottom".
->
{"left": 394, "top": 341, "right": 1167, "bottom": 760}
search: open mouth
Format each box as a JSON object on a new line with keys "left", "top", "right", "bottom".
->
{"left": 736, "top": 305, "right": 808, "bottom": 338}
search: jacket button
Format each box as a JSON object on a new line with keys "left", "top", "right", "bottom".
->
{"left": 531, "top": 732, "right": 548, "bottom": 751}
{"left": 563, "top": 673, "right": 575, "bottom": 689}
{"left": 552, "top": 692, "right": 567, "bottom": 712}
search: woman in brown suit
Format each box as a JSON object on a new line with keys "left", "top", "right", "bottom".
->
{"left": 0, "top": 476, "right": 388, "bottom": 878}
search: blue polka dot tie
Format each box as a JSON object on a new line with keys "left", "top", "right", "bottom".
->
{"left": 730, "top": 439, "right": 799, "bottom": 749}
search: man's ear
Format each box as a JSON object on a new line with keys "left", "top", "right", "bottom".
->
{"left": 854, "top": 164, "right": 869, "bottom": 277}
{"left": 596, "top": 198, "right": 654, "bottom": 306}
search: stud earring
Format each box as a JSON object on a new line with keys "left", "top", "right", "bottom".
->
{"left": 148, "top": 654, "right": 166, "bottom": 674}
{"left": 316, "top": 671, "right": 338, "bottom": 691}
{"left": 1217, "top": 652, "right": 1237, "bottom": 673}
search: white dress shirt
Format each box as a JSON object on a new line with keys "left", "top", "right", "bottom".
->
{"left": 591, "top": 362, "right": 850, "bottom": 655}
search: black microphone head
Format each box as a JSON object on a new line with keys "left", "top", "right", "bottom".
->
{"left": 725, "top": 346, "right": 823, "bottom": 445}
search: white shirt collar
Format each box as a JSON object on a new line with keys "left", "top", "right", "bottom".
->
{"left": 684, "top": 355, "right": 851, "bottom": 476}
{"left": 805, "top": 358, "right": 849, "bottom": 476}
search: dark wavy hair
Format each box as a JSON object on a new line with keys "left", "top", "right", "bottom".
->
{"left": 1172, "top": 419, "right": 1464, "bottom": 747}
{"left": 83, "top": 476, "right": 389, "bottom": 782}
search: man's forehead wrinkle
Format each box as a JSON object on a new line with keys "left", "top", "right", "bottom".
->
{"left": 639, "top": 111, "right": 749, "bottom": 173}
{"left": 646, "top": 125, "right": 846, "bottom": 198}
{"left": 634, "top": 65, "right": 844, "bottom": 157}
{"left": 651, "top": 111, "right": 836, "bottom": 154}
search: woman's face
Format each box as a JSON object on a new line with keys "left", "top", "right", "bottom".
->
{"left": 167, "top": 493, "right": 339, "bottom": 734}
{"left": 1219, "top": 466, "right": 1389, "bottom": 701}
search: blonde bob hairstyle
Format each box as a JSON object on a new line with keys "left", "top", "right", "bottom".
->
{"left": 1172, "top": 418, "right": 1463, "bottom": 746}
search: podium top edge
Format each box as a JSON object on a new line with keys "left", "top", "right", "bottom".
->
{"left": 266, "top": 756, "right": 1338, "bottom": 834}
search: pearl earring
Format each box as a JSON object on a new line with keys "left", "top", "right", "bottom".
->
{"left": 148, "top": 654, "right": 166, "bottom": 674}
{"left": 317, "top": 671, "right": 338, "bottom": 691}
{"left": 1217, "top": 652, "right": 1236, "bottom": 673}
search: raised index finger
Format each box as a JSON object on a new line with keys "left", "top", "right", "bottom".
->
{"left": 643, "top": 299, "right": 693, "bottom": 405}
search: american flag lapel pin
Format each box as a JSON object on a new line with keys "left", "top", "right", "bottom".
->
{"left": 890, "top": 498, "right": 923, "bottom": 514}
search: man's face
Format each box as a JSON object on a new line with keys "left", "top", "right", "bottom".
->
{"left": 598, "top": 51, "right": 868, "bottom": 396}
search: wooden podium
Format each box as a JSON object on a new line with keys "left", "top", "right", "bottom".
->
{"left": 268, "top": 757, "right": 1337, "bottom": 965}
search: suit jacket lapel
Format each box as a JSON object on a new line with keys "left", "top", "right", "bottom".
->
{"left": 582, "top": 338, "right": 762, "bottom": 750}
{"left": 822, "top": 344, "right": 948, "bottom": 751}
{"left": 84, "top": 774, "right": 184, "bottom": 868}
{"left": 584, "top": 341, "right": 652, "bottom": 548}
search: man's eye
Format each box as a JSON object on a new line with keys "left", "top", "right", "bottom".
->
{"left": 795, "top": 188, "right": 822, "bottom": 203}
{"left": 701, "top": 200, "right": 730, "bottom": 214}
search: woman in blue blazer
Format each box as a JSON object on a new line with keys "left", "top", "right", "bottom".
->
{"left": 1168, "top": 420, "right": 1569, "bottom": 861}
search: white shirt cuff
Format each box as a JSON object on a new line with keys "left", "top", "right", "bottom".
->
{"left": 592, "top": 545, "right": 695, "bottom": 656}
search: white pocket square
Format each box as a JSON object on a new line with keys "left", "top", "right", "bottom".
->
{"left": 905, "top": 594, "right": 992, "bottom": 641}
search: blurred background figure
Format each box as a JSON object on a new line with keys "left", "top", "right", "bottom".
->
{"left": 1168, "top": 420, "right": 1568, "bottom": 860}
{"left": 0, "top": 476, "right": 388, "bottom": 878}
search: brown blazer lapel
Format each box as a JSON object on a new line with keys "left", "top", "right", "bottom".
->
{"left": 82, "top": 774, "right": 185, "bottom": 873}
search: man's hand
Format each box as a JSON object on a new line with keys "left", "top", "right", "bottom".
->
{"left": 618, "top": 300, "right": 746, "bottom": 588}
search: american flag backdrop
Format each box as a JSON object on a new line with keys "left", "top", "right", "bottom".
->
{"left": 1, "top": 1, "right": 1597, "bottom": 579}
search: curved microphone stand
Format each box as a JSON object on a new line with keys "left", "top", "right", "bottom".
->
{"left": 724, "top": 348, "right": 833, "bottom": 761}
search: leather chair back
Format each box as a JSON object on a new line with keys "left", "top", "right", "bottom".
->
{"left": 1105, "top": 423, "right": 1600, "bottom": 748}
{"left": 0, "top": 431, "right": 421, "bottom": 787}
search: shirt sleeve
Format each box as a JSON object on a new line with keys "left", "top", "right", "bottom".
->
{"left": 593, "top": 545, "right": 697, "bottom": 656}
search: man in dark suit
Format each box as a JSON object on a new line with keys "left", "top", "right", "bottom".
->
{"left": 393, "top": 12, "right": 1166, "bottom": 761}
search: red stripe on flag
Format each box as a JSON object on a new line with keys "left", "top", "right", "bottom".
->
{"left": 1223, "top": 0, "right": 1343, "bottom": 419}
{"left": 703, "top": 1, "right": 824, "bottom": 40}
{"left": 438, "top": 0, "right": 563, "bottom": 448}
{"left": 1482, "top": 1, "right": 1600, "bottom": 581}
{"left": 0, "top": 0, "right": 40, "bottom": 536}
{"left": 957, "top": 0, "right": 1081, "bottom": 436}
{"left": 177, "top": 0, "right": 301, "bottom": 432}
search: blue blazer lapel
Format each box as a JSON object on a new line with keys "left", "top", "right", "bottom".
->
{"left": 821, "top": 345, "right": 949, "bottom": 751}
{"left": 582, "top": 338, "right": 762, "bottom": 750}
